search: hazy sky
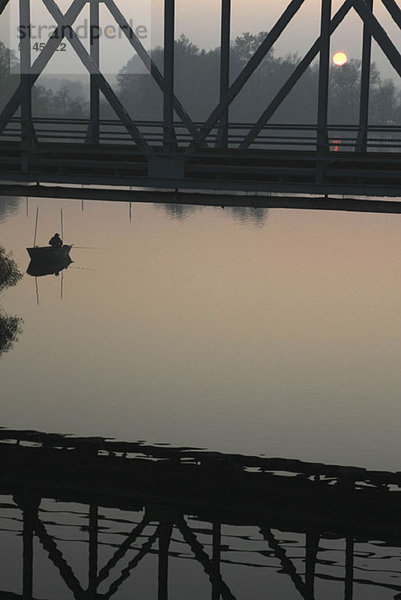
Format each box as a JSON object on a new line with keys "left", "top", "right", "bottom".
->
{"left": 2, "top": 0, "right": 401, "bottom": 80}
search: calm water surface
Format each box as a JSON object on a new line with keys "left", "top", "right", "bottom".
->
{"left": 1, "top": 195, "right": 401, "bottom": 469}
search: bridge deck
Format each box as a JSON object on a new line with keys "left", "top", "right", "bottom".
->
{"left": 1, "top": 141, "right": 401, "bottom": 196}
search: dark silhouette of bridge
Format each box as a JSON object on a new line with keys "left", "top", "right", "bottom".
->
{"left": 0, "top": 0, "right": 401, "bottom": 202}
{"left": 1, "top": 429, "right": 401, "bottom": 599}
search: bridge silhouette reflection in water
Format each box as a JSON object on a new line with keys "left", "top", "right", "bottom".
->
{"left": 2, "top": 431, "right": 401, "bottom": 599}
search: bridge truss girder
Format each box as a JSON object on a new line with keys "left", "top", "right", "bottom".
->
{"left": 0, "top": 0, "right": 400, "bottom": 192}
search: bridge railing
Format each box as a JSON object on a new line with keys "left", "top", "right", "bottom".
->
{"left": 1, "top": 117, "right": 401, "bottom": 153}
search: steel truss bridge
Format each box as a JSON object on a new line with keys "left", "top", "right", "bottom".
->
{"left": 2, "top": 430, "right": 401, "bottom": 599}
{"left": 0, "top": 0, "right": 400, "bottom": 201}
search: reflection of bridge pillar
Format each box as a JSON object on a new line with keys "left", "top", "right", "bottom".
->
{"left": 158, "top": 519, "right": 173, "bottom": 600}
{"left": 212, "top": 523, "right": 221, "bottom": 600}
{"left": 305, "top": 532, "right": 319, "bottom": 600}
{"left": 88, "top": 504, "right": 99, "bottom": 599}
{"left": 344, "top": 536, "right": 354, "bottom": 600}
{"left": 15, "top": 493, "right": 40, "bottom": 600}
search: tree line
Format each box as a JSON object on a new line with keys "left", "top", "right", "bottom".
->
{"left": 1, "top": 33, "right": 401, "bottom": 127}
{"left": 118, "top": 33, "right": 401, "bottom": 126}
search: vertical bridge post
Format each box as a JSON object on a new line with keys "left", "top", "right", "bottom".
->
{"left": 357, "top": 0, "right": 373, "bottom": 152}
{"left": 164, "top": 0, "right": 176, "bottom": 152}
{"left": 217, "top": 0, "right": 231, "bottom": 148}
{"left": 316, "top": 0, "right": 332, "bottom": 184}
{"left": 19, "top": 0, "right": 33, "bottom": 171}
{"left": 89, "top": 0, "right": 100, "bottom": 144}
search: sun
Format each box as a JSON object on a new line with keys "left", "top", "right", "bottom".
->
{"left": 332, "top": 52, "right": 348, "bottom": 66}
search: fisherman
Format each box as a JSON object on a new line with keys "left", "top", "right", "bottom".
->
{"left": 49, "top": 233, "right": 63, "bottom": 248}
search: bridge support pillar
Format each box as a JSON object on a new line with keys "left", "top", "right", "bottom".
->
{"left": 164, "top": 0, "right": 176, "bottom": 152}
{"left": 357, "top": 0, "right": 373, "bottom": 152}
{"left": 88, "top": 0, "right": 100, "bottom": 144}
{"left": 19, "top": 0, "right": 34, "bottom": 172}
{"left": 316, "top": 0, "right": 332, "bottom": 184}
{"left": 216, "top": 0, "right": 231, "bottom": 149}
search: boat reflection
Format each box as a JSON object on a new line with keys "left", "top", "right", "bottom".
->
{"left": 27, "top": 253, "right": 73, "bottom": 277}
{"left": 1, "top": 429, "right": 401, "bottom": 600}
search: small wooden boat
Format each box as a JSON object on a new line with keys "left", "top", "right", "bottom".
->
{"left": 26, "top": 207, "right": 72, "bottom": 261}
{"left": 26, "top": 244, "right": 72, "bottom": 260}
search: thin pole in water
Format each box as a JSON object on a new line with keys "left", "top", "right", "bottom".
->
{"left": 60, "top": 209, "right": 64, "bottom": 241}
{"left": 33, "top": 207, "right": 39, "bottom": 246}
{"left": 35, "top": 277, "right": 39, "bottom": 306}
{"left": 25, "top": 197, "right": 28, "bottom": 218}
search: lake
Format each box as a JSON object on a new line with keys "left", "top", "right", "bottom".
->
{"left": 1, "top": 194, "right": 401, "bottom": 468}
{"left": 1, "top": 193, "right": 401, "bottom": 599}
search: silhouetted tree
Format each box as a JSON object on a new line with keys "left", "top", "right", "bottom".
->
{"left": 0, "top": 314, "right": 22, "bottom": 355}
{"left": 32, "top": 84, "right": 87, "bottom": 118}
{"left": 0, "top": 246, "right": 23, "bottom": 355}
{"left": 0, "top": 40, "right": 19, "bottom": 109}
{"left": 117, "top": 32, "right": 401, "bottom": 127}
{"left": 0, "top": 246, "right": 22, "bottom": 292}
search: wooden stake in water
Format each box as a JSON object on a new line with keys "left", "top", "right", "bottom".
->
{"left": 60, "top": 209, "right": 64, "bottom": 242}
{"left": 33, "top": 207, "right": 39, "bottom": 247}
{"left": 35, "top": 277, "right": 40, "bottom": 306}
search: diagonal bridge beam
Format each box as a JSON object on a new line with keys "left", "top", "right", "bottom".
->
{"left": 240, "top": 0, "right": 354, "bottom": 148}
{"left": 0, "top": 0, "right": 86, "bottom": 135}
{"left": 104, "top": 0, "right": 199, "bottom": 142}
{"left": 0, "top": 0, "right": 199, "bottom": 146}
{"left": 381, "top": 0, "right": 401, "bottom": 28}
{"left": 96, "top": 514, "right": 151, "bottom": 586}
{"left": 184, "top": 0, "right": 306, "bottom": 155}
{"left": 352, "top": 0, "right": 401, "bottom": 78}
{"left": 42, "top": 0, "right": 151, "bottom": 154}
{"left": 34, "top": 517, "right": 85, "bottom": 599}
{"left": 0, "top": 0, "right": 152, "bottom": 154}
{"left": 0, "top": 0, "right": 9, "bottom": 14}
{"left": 240, "top": 0, "right": 401, "bottom": 149}
{"left": 102, "top": 526, "right": 161, "bottom": 600}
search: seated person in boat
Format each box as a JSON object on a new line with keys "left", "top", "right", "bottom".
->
{"left": 49, "top": 233, "right": 63, "bottom": 248}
